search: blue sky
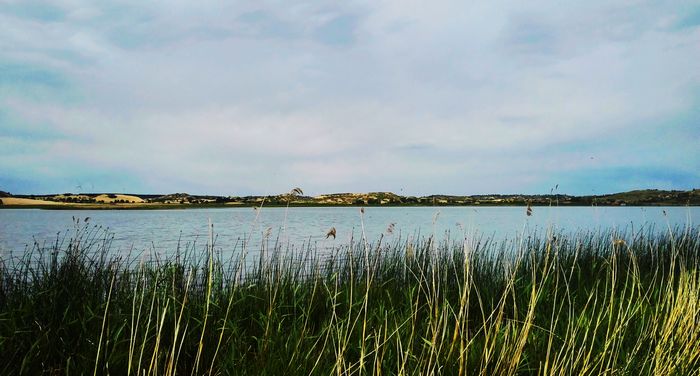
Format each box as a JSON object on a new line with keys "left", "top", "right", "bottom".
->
{"left": 1, "top": 0, "right": 698, "bottom": 196}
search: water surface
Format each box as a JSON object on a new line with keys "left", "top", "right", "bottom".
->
{"left": 1, "top": 206, "right": 697, "bottom": 258}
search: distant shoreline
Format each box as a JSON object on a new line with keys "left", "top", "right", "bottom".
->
{"left": 1, "top": 202, "right": 698, "bottom": 210}
{"left": 1, "top": 189, "right": 698, "bottom": 209}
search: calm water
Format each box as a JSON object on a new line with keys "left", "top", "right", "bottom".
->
{"left": 0, "top": 206, "right": 697, "bottom": 258}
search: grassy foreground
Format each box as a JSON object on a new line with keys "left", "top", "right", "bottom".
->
{"left": 1, "top": 221, "right": 699, "bottom": 375}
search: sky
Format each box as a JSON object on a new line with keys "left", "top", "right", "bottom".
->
{"left": 1, "top": 0, "right": 699, "bottom": 196}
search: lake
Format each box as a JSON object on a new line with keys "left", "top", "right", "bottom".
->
{"left": 1, "top": 206, "right": 698, "bottom": 259}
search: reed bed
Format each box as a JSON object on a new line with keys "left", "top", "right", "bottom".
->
{"left": 0, "top": 218, "right": 699, "bottom": 375}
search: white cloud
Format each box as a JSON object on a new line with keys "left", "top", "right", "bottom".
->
{"left": 1, "top": 0, "right": 698, "bottom": 194}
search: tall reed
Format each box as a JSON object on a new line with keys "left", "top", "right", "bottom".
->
{"left": 0, "top": 220, "right": 698, "bottom": 375}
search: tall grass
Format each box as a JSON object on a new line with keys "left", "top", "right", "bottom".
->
{"left": 0, "top": 219, "right": 699, "bottom": 375}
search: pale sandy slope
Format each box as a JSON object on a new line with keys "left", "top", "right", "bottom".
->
{"left": 1, "top": 195, "right": 146, "bottom": 206}
{"left": 0, "top": 197, "right": 66, "bottom": 205}
{"left": 94, "top": 194, "right": 145, "bottom": 203}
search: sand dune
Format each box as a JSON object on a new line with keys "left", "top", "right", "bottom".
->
{"left": 1, "top": 197, "right": 65, "bottom": 206}
{"left": 1, "top": 195, "right": 145, "bottom": 206}
{"left": 94, "top": 194, "right": 145, "bottom": 203}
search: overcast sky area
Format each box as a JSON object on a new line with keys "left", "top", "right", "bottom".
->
{"left": 1, "top": 0, "right": 699, "bottom": 196}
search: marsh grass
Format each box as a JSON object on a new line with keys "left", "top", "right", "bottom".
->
{"left": 0, "top": 220, "right": 699, "bottom": 375}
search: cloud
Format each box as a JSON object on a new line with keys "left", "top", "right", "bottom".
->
{"left": 0, "top": 0, "right": 698, "bottom": 195}
{"left": 314, "top": 14, "right": 360, "bottom": 46}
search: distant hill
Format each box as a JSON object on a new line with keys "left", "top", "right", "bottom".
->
{"left": 3, "top": 189, "right": 699, "bottom": 208}
{"left": 173, "top": 189, "right": 700, "bottom": 206}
